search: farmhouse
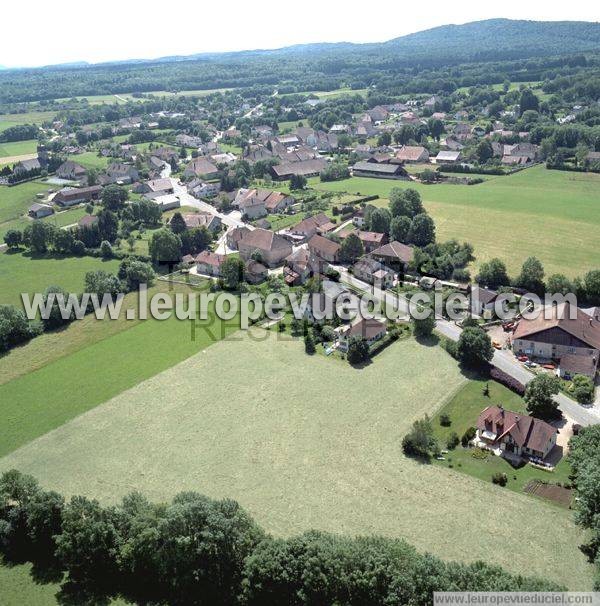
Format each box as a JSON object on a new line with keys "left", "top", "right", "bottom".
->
{"left": 56, "top": 160, "right": 87, "bottom": 181}
{"left": 271, "top": 158, "right": 328, "bottom": 180}
{"left": 53, "top": 185, "right": 102, "bottom": 207}
{"left": 28, "top": 203, "right": 54, "bottom": 219}
{"left": 245, "top": 260, "right": 268, "bottom": 284}
{"left": 476, "top": 406, "right": 557, "bottom": 460}
{"left": 356, "top": 230, "right": 387, "bottom": 253}
{"left": 352, "top": 257, "right": 395, "bottom": 287}
{"left": 141, "top": 178, "right": 174, "bottom": 195}
{"left": 236, "top": 228, "right": 293, "bottom": 267}
{"left": 352, "top": 161, "right": 409, "bottom": 179}
{"left": 226, "top": 226, "right": 251, "bottom": 250}
{"left": 284, "top": 247, "right": 325, "bottom": 285}
{"left": 394, "top": 146, "right": 429, "bottom": 163}
{"left": 13, "top": 157, "right": 42, "bottom": 176}
{"left": 470, "top": 286, "right": 500, "bottom": 316}
{"left": 175, "top": 212, "right": 222, "bottom": 233}
{"left": 434, "top": 151, "right": 461, "bottom": 164}
{"left": 289, "top": 212, "right": 336, "bottom": 240}
{"left": 183, "top": 157, "right": 220, "bottom": 179}
{"left": 104, "top": 163, "right": 139, "bottom": 184}
{"left": 512, "top": 303, "right": 600, "bottom": 378}
{"left": 235, "top": 188, "right": 293, "bottom": 216}
{"left": 195, "top": 251, "right": 227, "bottom": 277}
{"left": 239, "top": 196, "right": 267, "bottom": 219}
{"left": 308, "top": 234, "right": 341, "bottom": 263}
{"left": 371, "top": 241, "right": 414, "bottom": 270}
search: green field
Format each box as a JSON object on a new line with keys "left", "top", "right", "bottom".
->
{"left": 0, "top": 251, "right": 120, "bottom": 308}
{"left": 0, "top": 331, "right": 592, "bottom": 589}
{"left": 431, "top": 377, "right": 572, "bottom": 496}
{"left": 0, "top": 180, "right": 53, "bottom": 237}
{"left": 311, "top": 165, "right": 600, "bottom": 276}
{"left": 68, "top": 151, "right": 110, "bottom": 170}
{"left": 0, "top": 281, "right": 239, "bottom": 456}
{"left": 0, "top": 110, "right": 57, "bottom": 133}
{"left": 0, "top": 139, "right": 38, "bottom": 158}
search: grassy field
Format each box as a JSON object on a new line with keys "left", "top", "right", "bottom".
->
{"left": 0, "top": 139, "right": 38, "bottom": 158}
{"left": 0, "top": 281, "right": 240, "bottom": 456}
{"left": 431, "top": 377, "right": 572, "bottom": 497}
{"left": 0, "top": 205, "right": 87, "bottom": 241}
{"left": 68, "top": 151, "right": 110, "bottom": 170}
{"left": 0, "top": 251, "right": 120, "bottom": 308}
{"left": 0, "top": 331, "right": 591, "bottom": 589}
{"left": 0, "top": 110, "right": 57, "bottom": 133}
{"left": 311, "top": 165, "right": 600, "bottom": 276}
{"left": 0, "top": 180, "right": 54, "bottom": 237}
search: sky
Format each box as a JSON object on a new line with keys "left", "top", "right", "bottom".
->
{"left": 1, "top": 1, "right": 599, "bottom": 68}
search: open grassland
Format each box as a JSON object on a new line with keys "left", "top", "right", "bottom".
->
{"left": 311, "top": 165, "right": 600, "bottom": 276}
{"left": 0, "top": 139, "right": 38, "bottom": 158}
{"left": 0, "top": 330, "right": 592, "bottom": 589}
{"left": 0, "top": 206, "right": 87, "bottom": 241}
{"left": 0, "top": 251, "right": 120, "bottom": 308}
{"left": 0, "top": 281, "right": 239, "bottom": 456}
{"left": 68, "top": 151, "right": 110, "bottom": 170}
{"left": 0, "top": 110, "right": 57, "bottom": 133}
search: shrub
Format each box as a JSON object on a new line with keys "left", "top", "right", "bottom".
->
{"left": 490, "top": 367, "right": 526, "bottom": 396}
{"left": 492, "top": 472, "right": 508, "bottom": 486}
{"left": 447, "top": 432, "right": 460, "bottom": 450}
{"left": 461, "top": 426, "right": 476, "bottom": 447}
{"left": 440, "top": 413, "right": 451, "bottom": 427}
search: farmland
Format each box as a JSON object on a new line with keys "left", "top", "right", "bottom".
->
{"left": 311, "top": 165, "right": 600, "bottom": 277}
{"left": 0, "top": 251, "right": 120, "bottom": 308}
{"left": 0, "top": 139, "right": 38, "bottom": 158}
{"left": 0, "top": 110, "right": 57, "bottom": 133}
{"left": 0, "top": 281, "right": 240, "bottom": 456}
{"left": 0, "top": 330, "right": 592, "bottom": 589}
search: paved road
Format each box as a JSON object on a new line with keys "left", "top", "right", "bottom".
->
{"left": 337, "top": 269, "right": 600, "bottom": 426}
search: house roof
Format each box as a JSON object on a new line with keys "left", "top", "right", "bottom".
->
{"left": 146, "top": 178, "right": 172, "bottom": 192}
{"left": 185, "top": 157, "right": 218, "bottom": 175}
{"left": 371, "top": 241, "right": 414, "bottom": 264}
{"left": 353, "top": 161, "right": 405, "bottom": 174}
{"left": 435, "top": 151, "right": 461, "bottom": 162}
{"left": 513, "top": 303, "right": 600, "bottom": 351}
{"left": 347, "top": 317, "right": 387, "bottom": 340}
{"left": 78, "top": 214, "right": 99, "bottom": 227}
{"left": 395, "top": 146, "right": 428, "bottom": 162}
{"left": 559, "top": 353, "right": 598, "bottom": 376}
{"left": 471, "top": 285, "right": 499, "bottom": 306}
{"left": 195, "top": 250, "right": 226, "bottom": 268}
{"left": 308, "top": 234, "right": 341, "bottom": 258}
{"left": 477, "top": 406, "right": 556, "bottom": 454}
{"left": 239, "top": 228, "right": 290, "bottom": 252}
{"left": 271, "top": 158, "right": 327, "bottom": 178}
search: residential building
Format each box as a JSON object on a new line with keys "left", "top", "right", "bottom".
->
{"left": 195, "top": 251, "right": 227, "bottom": 277}
{"left": 271, "top": 158, "right": 328, "bottom": 180}
{"left": 236, "top": 228, "right": 293, "bottom": 267}
{"left": 337, "top": 318, "right": 387, "bottom": 352}
{"left": 371, "top": 241, "right": 414, "bottom": 270}
{"left": 352, "top": 257, "right": 395, "bottom": 288}
{"left": 476, "top": 406, "right": 557, "bottom": 460}
{"left": 394, "top": 145, "right": 429, "bottom": 164}
{"left": 307, "top": 234, "right": 341, "bottom": 263}
{"left": 434, "top": 151, "right": 461, "bottom": 164}
{"left": 289, "top": 212, "right": 336, "bottom": 240}
{"left": 56, "top": 160, "right": 87, "bottom": 181}
{"left": 183, "top": 157, "right": 219, "bottom": 179}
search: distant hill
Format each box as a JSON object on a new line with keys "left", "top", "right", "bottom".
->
{"left": 382, "top": 19, "right": 600, "bottom": 60}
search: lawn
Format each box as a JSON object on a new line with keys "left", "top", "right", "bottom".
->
{"left": 310, "top": 165, "right": 600, "bottom": 277}
{"left": 0, "top": 251, "right": 120, "bottom": 308}
{"left": 0, "top": 139, "right": 38, "bottom": 158}
{"left": 0, "top": 206, "right": 88, "bottom": 241}
{"left": 0, "top": 331, "right": 592, "bottom": 589}
{"left": 431, "top": 377, "right": 572, "bottom": 498}
{"left": 68, "top": 151, "right": 109, "bottom": 170}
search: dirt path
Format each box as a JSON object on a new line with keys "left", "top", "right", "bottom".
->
{"left": 0, "top": 152, "right": 37, "bottom": 166}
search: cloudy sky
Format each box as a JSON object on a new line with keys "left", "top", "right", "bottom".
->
{"left": 2, "top": 1, "right": 599, "bottom": 68}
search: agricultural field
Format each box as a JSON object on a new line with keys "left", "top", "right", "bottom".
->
{"left": 311, "top": 165, "right": 600, "bottom": 277}
{"left": 0, "top": 139, "right": 38, "bottom": 158}
{"left": 0, "top": 180, "right": 52, "bottom": 237}
{"left": 0, "top": 251, "right": 120, "bottom": 308}
{"left": 0, "top": 110, "right": 57, "bottom": 133}
{"left": 0, "top": 330, "right": 592, "bottom": 589}
{"left": 0, "top": 280, "right": 239, "bottom": 456}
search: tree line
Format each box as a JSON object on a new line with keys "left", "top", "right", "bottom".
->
{"left": 0, "top": 469, "right": 565, "bottom": 605}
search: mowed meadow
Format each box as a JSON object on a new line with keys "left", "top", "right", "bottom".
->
{"left": 312, "top": 165, "right": 600, "bottom": 277}
{"left": 0, "top": 330, "right": 593, "bottom": 590}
